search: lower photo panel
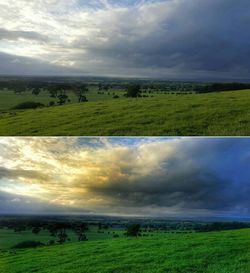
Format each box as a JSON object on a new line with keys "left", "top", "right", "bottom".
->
{"left": 0, "top": 137, "right": 249, "bottom": 273}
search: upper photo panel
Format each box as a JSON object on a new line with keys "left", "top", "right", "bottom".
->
{"left": 0, "top": 0, "right": 249, "bottom": 136}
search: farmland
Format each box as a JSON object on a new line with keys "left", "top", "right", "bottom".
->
{"left": 0, "top": 88, "right": 124, "bottom": 111}
{"left": 0, "top": 228, "right": 126, "bottom": 250}
{"left": 0, "top": 228, "right": 249, "bottom": 273}
{"left": 0, "top": 89, "right": 250, "bottom": 136}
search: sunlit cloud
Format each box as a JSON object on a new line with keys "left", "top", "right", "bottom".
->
{"left": 0, "top": 137, "right": 249, "bottom": 217}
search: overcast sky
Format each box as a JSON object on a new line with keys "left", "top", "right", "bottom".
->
{"left": 0, "top": 0, "right": 250, "bottom": 79}
{"left": 0, "top": 137, "right": 249, "bottom": 218}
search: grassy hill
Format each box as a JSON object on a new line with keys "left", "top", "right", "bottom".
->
{"left": 1, "top": 90, "right": 250, "bottom": 136}
{"left": 0, "top": 229, "right": 249, "bottom": 273}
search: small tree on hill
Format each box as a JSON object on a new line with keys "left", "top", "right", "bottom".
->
{"left": 74, "top": 223, "right": 89, "bottom": 242}
{"left": 47, "top": 85, "right": 70, "bottom": 105}
{"left": 47, "top": 223, "right": 70, "bottom": 244}
{"left": 57, "top": 90, "right": 69, "bottom": 105}
{"left": 73, "top": 85, "right": 89, "bottom": 103}
{"left": 57, "top": 230, "right": 68, "bottom": 244}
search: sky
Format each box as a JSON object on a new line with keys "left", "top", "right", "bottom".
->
{"left": 0, "top": 137, "right": 250, "bottom": 218}
{"left": 0, "top": 0, "right": 250, "bottom": 79}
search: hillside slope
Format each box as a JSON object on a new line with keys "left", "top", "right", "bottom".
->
{"left": 1, "top": 229, "right": 250, "bottom": 273}
{"left": 0, "top": 90, "right": 250, "bottom": 136}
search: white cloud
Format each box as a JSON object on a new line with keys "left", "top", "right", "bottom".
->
{"left": 0, "top": 0, "right": 250, "bottom": 78}
{"left": 0, "top": 0, "right": 188, "bottom": 76}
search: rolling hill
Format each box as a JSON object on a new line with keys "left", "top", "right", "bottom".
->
{"left": 0, "top": 90, "right": 250, "bottom": 136}
{"left": 1, "top": 229, "right": 250, "bottom": 273}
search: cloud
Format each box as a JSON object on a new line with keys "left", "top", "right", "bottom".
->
{"left": 0, "top": 28, "right": 48, "bottom": 42}
{"left": 0, "top": 137, "right": 249, "bottom": 217}
{"left": 0, "top": 166, "right": 50, "bottom": 182}
{"left": 0, "top": 0, "right": 250, "bottom": 79}
{"left": 81, "top": 139, "right": 250, "bottom": 216}
{"left": 0, "top": 52, "right": 84, "bottom": 76}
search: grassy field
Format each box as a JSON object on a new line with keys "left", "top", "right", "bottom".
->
{"left": 0, "top": 90, "right": 250, "bottom": 136}
{"left": 0, "top": 229, "right": 249, "bottom": 273}
{"left": 0, "top": 89, "right": 123, "bottom": 110}
{"left": 0, "top": 228, "right": 126, "bottom": 250}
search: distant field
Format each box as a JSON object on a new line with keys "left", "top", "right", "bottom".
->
{"left": 0, "top": 228, "right": 127, "bottom": 250}
{"left": 0, "top": 90, "right": 250, "bottom": 136}
{"left": 1, "top": 229, "right": 249, "bottom": 273}
{"left": 0, "top": 89, "right": 125, "bottom": 110}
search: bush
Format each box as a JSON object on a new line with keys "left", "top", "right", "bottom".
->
{"left": 113, "top": 95, "right": 119, "bottom": 99}
{"left": 12, "top": 241, "right": 45, "bottom": 249}
{"left": 126, "top": 84, "right": 141, "bottom": 98}
{"left": 126, "top": 224, "right": 141, "bottom": 237}
{"left": 13, "top": 101, "right": 45, "bottom": 110}
{"left": 48, "top": 240, "right": 55, "bottom": 246}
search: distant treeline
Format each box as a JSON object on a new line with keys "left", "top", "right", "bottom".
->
{"left": 195, "top": 82, "right": 250, "bottom": 93}
{"left": 195, "top": 221, "right": 250, "bottom": 232}
{"left": 1, "top": 216, "right": 250, "bottom": 233}
{"left": 1, "top": 78, "right": 250, "bottom": 94}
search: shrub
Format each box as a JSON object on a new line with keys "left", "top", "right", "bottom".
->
{"left": 13, "top": 101, "right": 45, "bottom": 110}
{"left": 126, "top": 84, "right": 141, "bottom": 98}
{"left": 126, "top": 224, "right": 141, "bottom": 237}
{"left": 12, "top": 241, "right": 45, "bottom": 249}
{"left": 48, "top": 240, "right": 55, "bottom": 246}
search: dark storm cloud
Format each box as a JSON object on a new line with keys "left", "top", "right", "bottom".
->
{"left": 85, "top": 138, "right": 250, "bottom": 215}
{"left": 72, "top": 0, "right": 250, "bottom": 79}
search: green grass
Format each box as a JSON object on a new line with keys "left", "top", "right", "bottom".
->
{"left": 0, "top": 229, "right": 249, "bottom": 273}
{"left": 0, "top": 229, "right": 54, "bottom": 249}
{"left": 1, "top": 90, "right": 250, "bottom": 136}
{"left": 0, "top": 228, "right": 126, "bottom": 250}
{"left": 0, "top": 89, "right": 123, "bottom": 110}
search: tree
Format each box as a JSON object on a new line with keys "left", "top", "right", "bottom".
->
{"left": 73, "top": 85, "right": 89, "bottom": 103}
{"left": 47, "top": 84, "right": 70, "bottom": 105}
{"left": 126, "top": 84, "right": 141, "bottom": 98}
{"left": 126, "top": 224, "right": 141, "bottom": 237}
{"left": 48, "top": 88, "right": 58, "bottom": 98}
{"left": 47, "top": 223, "right": 70, "bottom": 244}
{"left": 103, "top": 85, "right": 109, "bottom": 91}
{"left": 13, "top": 84, "right": 27, "bottom": 94}
{"left": 57, "top": 230, "right": 68, "bottom": 244}
{"left": 32, "top": 88, "right": 41, "bottom": 96}
{"left": 49, "top": 101, "right": 55, "bottom": 107}
{"left": 57, "top": 90, "right": 69, "bottom": 105}
{"left": 74, "top": 223, "right": 89, "bottom": 242}
{"left": 32, "top": 227, "right": 41, "bottom": 235}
